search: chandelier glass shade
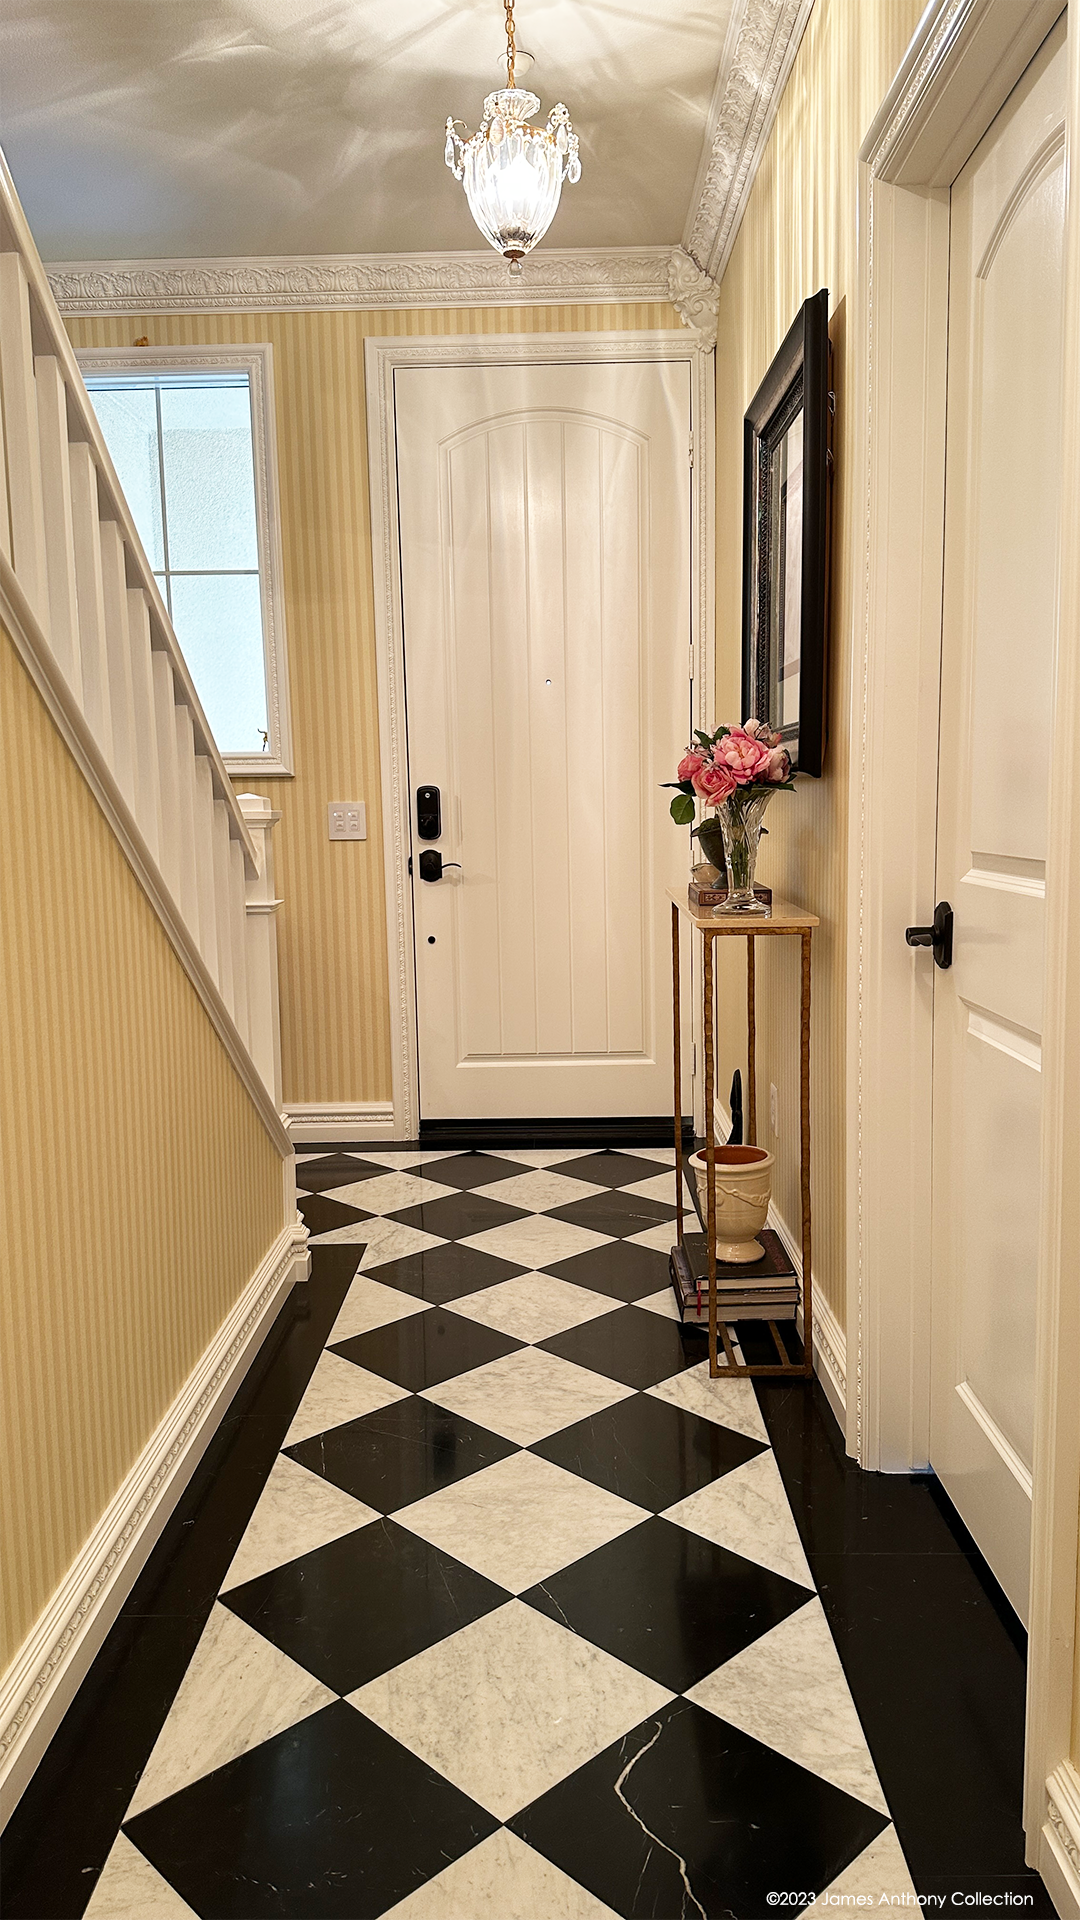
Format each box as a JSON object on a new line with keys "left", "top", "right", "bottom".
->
{"left": 444, "top": 1, "right": 580, "bottom": 264}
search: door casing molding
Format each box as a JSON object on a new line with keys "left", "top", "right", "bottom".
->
{"left": 851, "top": 0, "right": 1079, "bottom": 1890}
{"left": 365, "top": 331, "right": 715, "bottom": 1139}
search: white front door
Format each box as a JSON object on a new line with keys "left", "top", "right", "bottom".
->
{"left": 393, "top": 357, "right": 692, "bottom": 1121}
{"left": 929, "top": 16, "right": 1066, "bottom": 1623}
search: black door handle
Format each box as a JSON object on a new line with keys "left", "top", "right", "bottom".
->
{"left": 418, "top": 850, "right": 462, "bottom": 882}
{"left": 905, "top": 901, "right": 953, "bottom": 969}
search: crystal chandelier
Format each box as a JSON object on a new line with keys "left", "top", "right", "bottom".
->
{"left": 445, "top": 0, "right": 580, "bottom": 268}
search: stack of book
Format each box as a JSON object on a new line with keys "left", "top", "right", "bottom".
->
{"left": 669, "top": 1229, "right": 798, "bottom": 1327}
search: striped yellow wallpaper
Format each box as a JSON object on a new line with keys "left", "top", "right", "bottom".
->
{"left": 0, "top": 623, "right": 285, "bottom": 1667}
{"left": 66, "top": 302, "right": 680, "bottom": 1109}
{"left": 710, "top": 0, "right": 925, "bottom": 1333}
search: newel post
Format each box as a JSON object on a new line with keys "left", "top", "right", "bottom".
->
{"left": 236, "top": 793, "right": 284, "bottom": 1107}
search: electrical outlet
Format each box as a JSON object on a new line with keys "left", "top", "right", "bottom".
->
{"left": 770, "top": 1082, "right": 779, "bottom": 1136}
{"left": 328, "top": 802, "right": 366, "bottom": 841}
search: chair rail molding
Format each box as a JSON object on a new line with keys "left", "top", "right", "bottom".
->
{"left": 365, "top": 330, "right": 714, "bottom": 1139}
{"left": 0, "top": 1217, "right": 309, "bottom": 1825}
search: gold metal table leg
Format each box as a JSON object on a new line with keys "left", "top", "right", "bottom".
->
{"left": 703, "top": 932, "right": 718, "bottom": 1377}
{"left": 671, "top": 902, "right": 683, "bottom": 1248}
{"left": 800, "top": 927, "right": 813, "bottom": 1377}
{"left": 746, "top": 935, "right": 757, "bottom": 1145}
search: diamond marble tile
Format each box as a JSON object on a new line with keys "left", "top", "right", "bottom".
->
{"left": 485, "top": 1149, "right": 595, "bottom": 1167}
{"left": 533, "top": 1389, "right": 765, "bottom": 1511}
{"left": 450, "top": 1270, "right": 621, "bottom": 1343}
{"left": 622, "top": 1218, "right": 684, "bottom": 1255}
{"left": 395, "top": 1449, "right": 648, "bottom": 1593}
{"left": 554, "top": 1150, "right": 675, "bottom": 1189}
{"left": 223, "top": 1517, "right": 508, "bottom": 1694}
{"left": 294, "top": 1153, "right": 388, "bottom": 1193}
{"left": 85, "top": 1834, "right": 197, "bottom": 1918}
{"left": 472, "top": 1169, "right": 605, "bottom": 1212}
{"left": 820, "top": 1823, "right": 918, "bottom": 1903}
{"left": 385, "top": 1827, "right": 621, "bottom": 1919}
{"left": 460, "top": 1215, "right": 613, "bottom": 1271}
{"left": 544, "top": 1238, "right": 671, "bottom": 1302}
{"left": 538, "top": 1303, "right": 704, "bottom": 1389}
{"left": 633, "top": 1285, "right": 682, "bottom": 1321}
{"left": 547, "top": 1190, "right": 677, "bottom": 1240}
{"left": 127, "top": 1605, "right": 335, "bottom": 1816}
{"left": 349, "top": 1599, "right": 672, "bottom": 1821}
{"left": 387, "top": 1189, "right": 530, "bottom": 1240}
{"left": 286, "top": 1393, "right": 518, "bottom": 1513}
{"left": 327, "top": 1171, "right": 457, "bottom": 1215}
{"left": 410, "top": 1152, "right": 532, "bottom": 1190}
{"left": 125, "top": 1702, "right": 498, "bottom": 1920}
{"left": 297, "top": 1190, "right": 372, "bottom": 1237}
{"left": 373, "top": 1239, "right": 527, "bottom": 1304}
{"left": 332, "top": 1306, "right": 521, "bottom": 1391}
{"left": 422, "top": 1345, "right": 634, "bottom": 1446}
{"left": 326, "top": 1272, "right": 429, "bottom": 1343}
{"left": 523, "top": 1515, "right": 811, "bottom": 1692}
{"left": 620, "top": 1168, "right": 696, "bottom": 1207}
{"left": 510, "top": 1697, "right": 889, "bottom": 1919}
{"left": 283, "top": 1350, "right": 409, "bottom": 1445}
{"left": 663, "top": 1446, "right": 813, "bottom": 1586}
{"left": 221, "top": 1453, "right": 377, "bottom": 1591}
{"left": 647, "top": 1358, "right": 771, "bottom": 1443}
{"left": 310, "top": 1217, "right": 446, "bottom": 1270}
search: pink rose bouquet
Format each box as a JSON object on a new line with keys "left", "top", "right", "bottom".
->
{"left": 664, "top": 720, "right": 794, "bottom": 832}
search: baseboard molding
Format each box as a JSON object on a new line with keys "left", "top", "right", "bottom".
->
{"left": 0, "top": 1218, "right": 309, "bottom": 1826}
{"left": 418, "top": 1116, "right": 694, "bottom": 1149}
{"left": 285, "top": 1103, "right": 395, "bottom": 1142}
{"left": 1040, "top": 1765, "right": 1080, "bottom": 1920}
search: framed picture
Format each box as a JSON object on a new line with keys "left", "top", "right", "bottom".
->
{"left": 741, "top": 288, "right": 832, "bottom": 776}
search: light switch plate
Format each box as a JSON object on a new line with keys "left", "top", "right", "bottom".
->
{"left": 328, "top": 802, "right": 366, "bottom": 841}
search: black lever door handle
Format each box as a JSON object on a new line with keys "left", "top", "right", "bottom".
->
{"left": 418, "top": 850, "right": 462, "bottom": 882}
{"left": 905, "top": 900, "right": 953, "bottom": 969}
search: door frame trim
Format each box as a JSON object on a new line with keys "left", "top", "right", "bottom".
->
{"left": 365, "top": 330, "right": 715, "bottom": 1139}
{"left": 852, "top": 0, "right": 1080, "bottom": 1891}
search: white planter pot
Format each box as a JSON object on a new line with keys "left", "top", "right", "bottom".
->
{"left": 691, "top": 1145, "right": 774, "bottom": 1263}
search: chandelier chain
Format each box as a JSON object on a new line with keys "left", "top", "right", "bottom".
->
{"left": 504, "top": 0, "right": 516, "bottom": 87}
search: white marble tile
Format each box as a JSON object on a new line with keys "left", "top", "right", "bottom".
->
{"left": 472, "top": 1169, "right": 605, "bottom": 1212}
{"left": 622, "top": 1146, "right": 676, "bottom": 1165}
{"left": 450, "top": 1270, "right": 621, "bottom": 1343}
{"left": 633, "top": 1286, "right": 683, "bottom": 1322}
{"left": 221, "top": 1454, "right": 377, "bottom": 1590}
{"left": 309, "top": 1216, "right": 446, "bottom": 1267}
{"left": 422, "top": 1345, "right": 633, "bottom": 1445}
{"left": 687, "top": 1599, "right": 888, "bottom": 1813}
{"left": 349, "top": 1600, "right": 671, "bottom": 1821}
{"left": 621, "top": 1170, "right": 694, "bottom": 1208}
{"left": 386, "top": 1828, "right": 621, "bottom": 1918}
{"left": 622, "top": 1219, "right": 682, "bottom": 1254}
{"left": 85, "top": 1835, "right": 197, "bottom": 1918}
{"left": 819, "top": 1824, "right": 917, "bottom": 1902}
{"left": 395, "top": 1449, "right": 647, "bottom": 1592}
{"left": 327, "top": 1274, "right": 429, "bottom": 1342}
{"left": 340, "top": 1149, "right": 458, "bottom": 1169}
{"left": 647, "top": 1359, "right": 769, "bottom": 1442}
{"left": 127, "top": 1605, "right": 334, "bottom": 1816}
{"left": 663, "top": 1448, "right": 813, "bottom": 1589}
{"left": 486, "top": 1149, "right": 593, "bottom": 1167}
{"left": 284, "top": 1350, "right": 409, "bottom": 1445}
{"left": 327, "top": 1171, "right": 456, "bottom": 1214}
{"left": 460, "top": 1216, "right": 612, "bottom": 1271}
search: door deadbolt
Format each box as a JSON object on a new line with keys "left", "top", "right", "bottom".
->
{"left": 416, "top": 787, "right": 441, "bottom": 840}
{"left": 905, "top": 901, "right": 953, "bottom": 969}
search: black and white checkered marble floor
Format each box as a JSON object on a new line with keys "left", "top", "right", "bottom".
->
{"left": 87, "top": 1146, "right": 916, "bottom": 1919}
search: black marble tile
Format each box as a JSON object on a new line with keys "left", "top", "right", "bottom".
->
{"left": 298, "top": 1190, "right": 371, "bottom": 1237}
{"left": 286, "top": 1393, "right": 518, "bottom": 1512}
{"left": 373, "top": 1240, "right": 527, "bottom": 1304}
{"left": 557, "top": 1150, "right": 674, "bottom": 1189}
{"left": 546, "top": 1190, "right": 677, "bottom": 1238}
{"left": 387, "top": 1190, "right": 528, "bottom": 1240}
{"left": 222, "top": 1517, "right": 508, "bottom": 1694}
{"left": 538, "top": 1303, "right": 704, "bottom": 1389}
{"left": 545, "top": 1238, "right": 672, "bottom": 1302}
{"left": 511, "top": 1696, "right": 889, "bottom": 1920}
{"left": 533, "top": 1389, "right": 764, "bottom": 1512}
{"left": 126, "top": 1700, "right": 499, "bottom": 1919}
{"left": 524, "top": 1516, "right": 809, "bottom": 1692}
{"left": 420, "top": 1152, "right": 532, "bottom": 1189}
{"left": 295, "top": 1154, "right": 388, "bottom": 1192}
{"left": 332, "top": 1308, "right": 522, "bottom": 1391}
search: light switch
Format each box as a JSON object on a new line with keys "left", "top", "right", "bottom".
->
{"left": 328, "top": 802, "right": 366, "bottom": 841}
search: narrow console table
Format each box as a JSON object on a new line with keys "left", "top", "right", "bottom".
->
{"left": 668, "top": 890, "right": 818, "bottom": 1381}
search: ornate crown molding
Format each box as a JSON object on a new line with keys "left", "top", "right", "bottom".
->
{"left": 667, "top": 247, "right": 719, "bottom": 351}
{"left": 684, "top": 0, "right": 816, "bottom": 282}
{"left": 46, "top": 246, "right": 673, "bottom": 317}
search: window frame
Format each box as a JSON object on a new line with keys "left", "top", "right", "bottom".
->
{"left": 77, "top": 343, "right": 294, "bottom": 778}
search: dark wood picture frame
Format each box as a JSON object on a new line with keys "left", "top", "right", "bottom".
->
{"left": 741, "top": 288, "right": 832, "bottom": 776}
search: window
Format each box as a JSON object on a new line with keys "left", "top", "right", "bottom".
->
{"left": 79, "top": 346, "right": 293, "bottom": 775}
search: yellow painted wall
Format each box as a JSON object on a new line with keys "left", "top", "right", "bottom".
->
{"left": 0, "top": 623, "right": 285, "bottom": 1668}
{"left": 711, "top": 0, "right": 925, "bottom": 1332}
{"left": 66, "top": 303, "right": 679, "bottom": 1109}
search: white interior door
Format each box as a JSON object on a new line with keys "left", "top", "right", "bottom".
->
{"left": 930, "top": 16, "right": 1066, "bottom": 1623}
{"left": 394, "top": 357, "right": 692, "bottom": 1121}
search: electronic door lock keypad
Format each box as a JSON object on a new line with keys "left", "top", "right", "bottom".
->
{"left": 416, "top": 787, "right": 441, "bottom": 840}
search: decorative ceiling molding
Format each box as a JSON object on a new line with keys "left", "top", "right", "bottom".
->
{"left": 46, "top": 246, "right": 673, "bottom": 317}
{"left": 683, "top": 0, "right": 816, "bottom": 281}
{"left": 667, "top": 247, "right": 720, "bottom": 351}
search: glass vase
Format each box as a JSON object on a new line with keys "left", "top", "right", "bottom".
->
{"left": 715, "top": 789, "right": 772, "bottom": 913}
